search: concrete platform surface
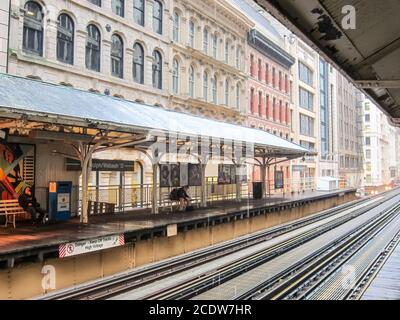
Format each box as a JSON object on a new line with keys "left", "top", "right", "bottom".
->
{"left": 0, "top": 189, "right": 353, "bottom": 257}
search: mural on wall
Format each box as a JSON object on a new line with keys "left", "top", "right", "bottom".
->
{"left": 0, "top": 141, "right": 35, "bottom": 200}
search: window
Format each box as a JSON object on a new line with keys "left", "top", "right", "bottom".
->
{"left": 279, "top": 71, "right": 282, "bottom": 90}
{"left": 57, "top": 14, "right": 74, "bottom": 64}
{"left": 365, "top": 149, "right": 371, "bottom": 159}
{"left": 225, "top": 79, "right": 229, "bottom": 106}
{"left": 236, "top": 47, "right": 240, "bottom": 69}
{"left": 189, "top": 21, "right": 195, "bottom": 48}
{"left": 236, "top": 84, "right": 240, "bottom": 108}
{"left": 88, "top": 0, "right": 101, "bottom": 6}
{"left": 112, "top": 0, "right": 124, "bottom": 17}
{"left": 272, "top": 67, "right": 275, "bottom": 87}
{"left": 203, "top": 71, "right": 208, "bottom": 101}
{"left": 258, "top": 91, "right": 262, "bottom": 116}
{"left": 250, "top": 54, "right": 254, "bottom": 77}
{"left": 153, "top": 0, "right": 163, "bottom": 34}
{"left": 188, "top": 65, "right": 194, "bottom": 98}
{"left": 365, "top": 137, "right": 371, "bottom": 146}
{"left": 85, "top": 24, "right": 100, "bottom": 72}
{"left": 203, "top": 28, "right": 208, "bottom": 54}
{"left": 152, "top": 50, "right": 162, "bottom": 89}
{"left": 212, "top": 76, "right": 217, "bottom": 103}
{"left": 23, "top": 2, "right": 43, "bottom": 56}
{"left": 365, "top": 102, "right": 370, "bottom": 111}
{"left": 265, "top": 63, "right": 269, "bottom": 83}
{"left": 172, "top": 59, "right": 179, "bottom": 94}
{"left": 133, "top": 0, "right": 145, "bottom": 26}
{"left": 300, "top": 140, "right": 315, "bottom": 151}
{"left": 111, "top": 34, "right": 123, "bottom": 78}
{"left": 213, "top": 34, "right": 217, "bottom": 58}
{"left": 365, "top": 114, "right": 370, "bottom": 122}
{"left": 133, "top": 43, "right": 144, "bottom": 84}
{"left": 265, "top": 94, "right": 269, "bottom": 116}
{"left": 250, "top": 88, "right": 254, "bottom": 112}
{"left": 299, "top": 62, "right": 313, "bottom": 86}
{"left": 300, "top": 114, "right": 314, "bottom": 137}
{"left": 299, "top": 87, "right": 313, "bottom": 111}
{"left": 173, "top": 11, "right": 179, "bottom": 42}
{"left": 258, "top": 59, "right": 262, "bottom": 80}
{"left": 225, "top": 41, "right": 229, "bottom": 63}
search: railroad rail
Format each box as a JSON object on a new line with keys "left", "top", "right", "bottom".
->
{"left": 37, "top": 189, "right": 399, "bottom": 300}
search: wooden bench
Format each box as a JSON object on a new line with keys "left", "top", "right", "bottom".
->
{"left": 87, "top": 201, "right": 116, "bottom": 216}
{"left": 0, "top": 199, "right": 26, "bottom": 228}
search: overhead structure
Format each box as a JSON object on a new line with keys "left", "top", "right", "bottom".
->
{"left": 255, "top": 0, "right": 400, "bottom": 126}
{"left": 0, "top": 73, "right": 312, "bottom": 222}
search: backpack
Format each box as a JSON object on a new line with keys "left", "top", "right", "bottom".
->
{"left": 170, "top": 188, "right": 178, "bottom": 201}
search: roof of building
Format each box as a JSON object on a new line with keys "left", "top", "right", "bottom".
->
{"left": 0, "top": 73, "right": 310, "bottom": 156}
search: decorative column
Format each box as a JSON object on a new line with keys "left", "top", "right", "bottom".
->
{"left": 102, "top": 39, "right": 112, "bottom": 77}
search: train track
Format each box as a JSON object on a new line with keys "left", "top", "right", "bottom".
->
{"left": 144, "top": 195, "right": 400, "bottom": 300}
{"left": 246, "top": 202, "right": 400, "bottom": 300}
{"left": 38, "top": 190, "right": 398, "bottom": 300}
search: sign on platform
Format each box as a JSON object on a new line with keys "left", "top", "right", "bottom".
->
{"left": 59, "top": 234, "right": 125, "bottom": 258}
{"left": 167, "top": 224, "right": 177, "bottom": 237}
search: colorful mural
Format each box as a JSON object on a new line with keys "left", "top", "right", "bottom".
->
{"left": 0, "top": 142, "right": 35, "bottom": 200}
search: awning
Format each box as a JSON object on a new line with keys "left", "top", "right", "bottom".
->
{"left": 255, "top": 0, "right": 400, "bottom": 126}
{"left": 0, "top": 73, "right": 310, "bottom": 157}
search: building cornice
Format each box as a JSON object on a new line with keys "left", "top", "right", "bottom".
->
{"left": 248, "top": 29, "right": 295, "bottom": 70}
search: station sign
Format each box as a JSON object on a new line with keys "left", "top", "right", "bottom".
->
{"left": 66, "top": 158, "right": 135, "bottom": 171}
{"left": 59, "top": 234, "right": 125, "bottom": 258}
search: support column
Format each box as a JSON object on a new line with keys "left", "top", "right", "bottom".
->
{"left": 235, "top": 164, "right": 242, "bottom": 202}
{"left": 151, "top": 163, "right": 159, "bottom": 214}
{"left": 201, "top": 163, "right": 207, "bottom": 207}
{"left": 81, "top": 150, "right": 93, "bottom": 224}
{"left": 261, "top": 162, "right": 266, "bottom": 199}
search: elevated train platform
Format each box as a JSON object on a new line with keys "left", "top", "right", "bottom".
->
{"left": 0, "top": 189, "right": 355, "bottom": 265}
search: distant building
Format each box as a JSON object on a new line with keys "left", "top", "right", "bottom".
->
{"left": 336, "top": 72, "right": 363, "bottom": 188}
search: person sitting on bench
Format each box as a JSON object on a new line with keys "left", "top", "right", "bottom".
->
{"left": 18, "top": 187, "right": 46, "bottom": 224}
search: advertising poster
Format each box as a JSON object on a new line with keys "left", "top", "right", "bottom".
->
{"left": 188, "top": 164, "right": 202, "bottom": 186}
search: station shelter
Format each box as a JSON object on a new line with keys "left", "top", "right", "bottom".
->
{"left": 0, "top": 73, "right": 312, "bottom": 224}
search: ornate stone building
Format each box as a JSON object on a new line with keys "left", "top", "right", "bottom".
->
{"left": 0, "top": 0, "right": 10, "bottom": 73}
{"left": 168, "top": 0, "right": 253, "bottom": 124}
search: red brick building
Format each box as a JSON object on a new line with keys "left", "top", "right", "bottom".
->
{"left": 246, "top": 29, "right": 295, "bottom": 193}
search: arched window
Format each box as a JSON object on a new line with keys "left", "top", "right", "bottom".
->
{"left": 57, "top": 14, "right": 74, "bottom": 64}
{"left": 133, "top": 0, "right": 145, "bottom": 26}
{"left": 225, "top": 40, "right": 229, "bottom": 63}
{"left": 111, "top": 34, "right": 123, "bottom": 78}
{"left": 153, "top": 0, "right": 163, "bottom": 34}
{"left": 133, "top": 42, "right": 144, "bottom": 84}
{"left": 112, "top": 0, "right": 124, "bottom": 17}
{"left": 189, "top": 65, "right": 195, "bottom": 98}
{"left": 152, "top": 50, "right": 162, "bottom": 89}
{"left": 212, "top": 76, "right": 217, "bottom": 104}
{"left": 225, "top": 79, "right": 229, "bottom": 106}
{"left": 85, "top": 24, "right": 100, "bottom": 72}
{"left": 212, "top": 34, "right": 217, "bottom": 59}
{"left": 172, "top": 59, "right": 179, "bottom": 94}
{"left": 236, "top": 47, "right": 240, "bottom": 69}
{"left": 203, "top": 71, "right": 208, "bottom": 101}
{"left": 173, "top": 11, "right": 179, "bottom": 42}
{"left": 203, "top": 28, "right": 208, "bottom": 54}
{"left": 189, "top": 21, "right": 195, "bottom": 48}
{"left": 236, "top": 83, "right": 240, "bottom": 108}
{"left": 23, "top": 2, "right": 43, "bottom": 56}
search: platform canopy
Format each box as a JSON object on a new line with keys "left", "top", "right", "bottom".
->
{"left": 0, "top": 73, "right": 310, "bottom": 158}
{"left": 255, "top": 0, "right": 400, "bottom": 126}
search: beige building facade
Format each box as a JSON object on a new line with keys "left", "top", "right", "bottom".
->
{"left": 168, "top": 0, "right": 253, "bottom": 124}
{"left": 0, "top": 0, "right": 10, "bottom": 73}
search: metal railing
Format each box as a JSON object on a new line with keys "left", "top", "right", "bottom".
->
{"left": 35, "top": 175, "right": 352, "bottom": 215}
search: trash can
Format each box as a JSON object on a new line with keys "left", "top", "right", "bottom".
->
{"left": 253, "top": 182, "right": 263, "bottom": 199}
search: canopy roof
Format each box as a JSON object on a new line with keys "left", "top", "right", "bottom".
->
{"left": 0, "top": 73, "right": 309, "bottom": 157}
{"left": 255, "top": 0, "right": 400, "bottom": 126}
